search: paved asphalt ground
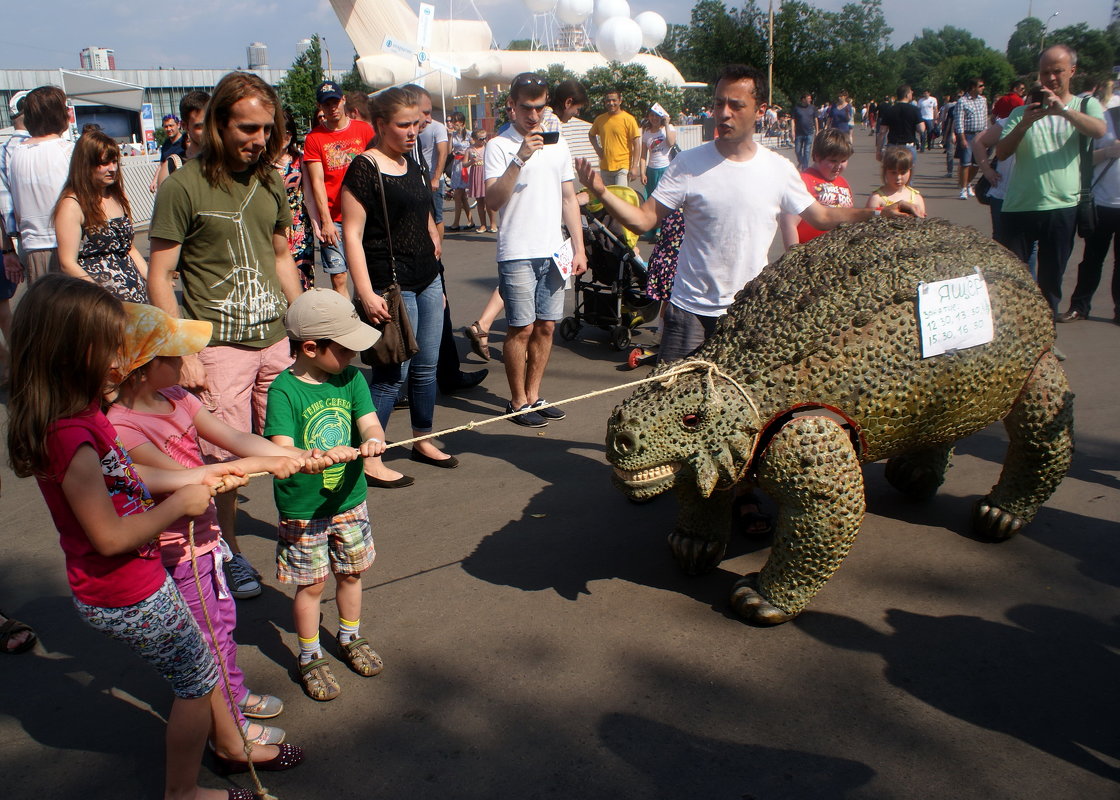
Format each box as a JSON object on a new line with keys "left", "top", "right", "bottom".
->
{"left": 2, "top": 130, "right": 1118, "bottom": 799}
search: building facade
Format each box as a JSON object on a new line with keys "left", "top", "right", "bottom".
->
{"left": 79, "top": 47, "right": 116, "bottom": 70}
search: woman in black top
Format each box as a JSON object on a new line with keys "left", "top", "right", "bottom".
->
{"left": 342, "top": 87, "right": 457, "bottom": 486}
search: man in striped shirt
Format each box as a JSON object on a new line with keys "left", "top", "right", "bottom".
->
{"left": 955, "top": 77, "right": 990, "bottom": 199}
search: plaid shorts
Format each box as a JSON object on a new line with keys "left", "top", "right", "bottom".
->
{"left": 277, "top": 502, "right": 375, "bottom": 585}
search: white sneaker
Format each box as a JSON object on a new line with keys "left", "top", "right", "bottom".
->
{"left": 967, "top": 185, "right": 975, "bottom": 197}
{"left": 226, "top": 553, "right": 262, "bottom": 599}
{"left": 959, "top": 188, "right": 969, "bottom": 200}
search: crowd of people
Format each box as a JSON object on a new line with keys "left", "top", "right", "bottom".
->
{"left": 0, "top": 42, "right": 1116, "bottom": 798}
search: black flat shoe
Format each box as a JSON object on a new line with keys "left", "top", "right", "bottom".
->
{"left": 410, "top": 449, "right": 459, "bottom": 469}
{"left": 216, "top": 743, "right": 304, "bottom": 774}
{"left": 441, "top": 369, "right": 488, "bottom": 394}
{"left": 366, "top": 473, "right": 415, "bottom": 488}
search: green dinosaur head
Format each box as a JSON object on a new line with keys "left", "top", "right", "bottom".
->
{"left": 606, "top": 364, "right": 760, "bottom": 501}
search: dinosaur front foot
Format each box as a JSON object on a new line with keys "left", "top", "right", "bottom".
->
{"left": 729, "top": 573, "right": 796, "bottom": 625}
{"left": 667, "top": 530, "right": 725, "bottom": 575}
{"left": 972, "top": 497, "right": 1027, "bottom": 541}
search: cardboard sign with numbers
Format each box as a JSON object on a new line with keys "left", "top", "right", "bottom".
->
{"left": 917, "top": 270, "right": 994, "bottom": 358}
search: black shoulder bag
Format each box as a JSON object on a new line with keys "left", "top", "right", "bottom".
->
{"left": 1076, "top": 96, "right": 1098, "bottom": 239}
{"left": 355, "top": 154, "right": 420, "bottom": 367}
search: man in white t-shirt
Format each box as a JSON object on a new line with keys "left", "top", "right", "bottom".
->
{"left": 7, "top": 85, "right": 74, "bottom": 282}
{"left": 408, "top": 85, "right": 450, "bottom": 241}
{"left": 485, "top": 72, "right": 587, "bottom": 428}
{"left": 576, "top": 63, "right": 919, "bottom": 364}
{"left": 917, "top": 89, "right": 938, "bottom": 152}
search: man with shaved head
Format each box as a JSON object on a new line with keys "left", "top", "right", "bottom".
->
{"left": 996, "top": 44, "right": 1106, "bottom": 315}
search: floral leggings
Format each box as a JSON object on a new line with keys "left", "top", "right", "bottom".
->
{"left": 73, "top": 574, "right": 219, "bottom": 699}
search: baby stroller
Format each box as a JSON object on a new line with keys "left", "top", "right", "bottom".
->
{"left": 558, "top": 185, "right": 660, "bottom": 351}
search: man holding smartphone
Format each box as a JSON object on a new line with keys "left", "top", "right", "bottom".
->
{"left": 485, "top": 72, "right": 587, "bottom": 428}
{"left": 996, "top": 44, "right": 1106, "bottom": 315}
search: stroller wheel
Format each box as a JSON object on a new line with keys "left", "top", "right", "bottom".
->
{"left": 559, "top": 317, "right": 580, "bottom": 341}
{"left": 626, "top": 347, "right": 644, "bottom": 369}
{"left": 610, "top": 326, "right": 631, "bottom": 351}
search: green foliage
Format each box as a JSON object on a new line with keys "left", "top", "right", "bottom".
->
{"left": 929, "top": 52, "right": 1015, "bottom": 97}
{"left": 582, "top": 62, "right": 682, "bottom": 120}
{"left": 340, "top": 54, "right": 371, "bottom": 94}
{"left": 507, "top": 39, "right": 534, "bottom": 51}
{"left": 1006, "top": 17, "right": 1045, "bottom": 74}
{"left": 1047, "top": 23, "right": 1116, "bottom": 91}
{"left": 898, "top": 27, "right": 996, "bottom": 91}
{"left": 276, "top": 35, "right": 323, "bottom": 131}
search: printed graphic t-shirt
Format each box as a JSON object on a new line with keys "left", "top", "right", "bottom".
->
{"left": 150, "top": 158, "right": 292, "bottom": 348}
{"left": 107, "top": 386, "right": 222, "bottom": 566}
{"left": 302, "top": 119, "right": 375, "bottom": 221}
{"left": 796, "top": 167, "right": 853, "bottom": 243}
{"left": 264, "top": 366, "right": 375, "bottom": 521}
{"left": 37, "top": 404, "right": 164, "bottom": 608}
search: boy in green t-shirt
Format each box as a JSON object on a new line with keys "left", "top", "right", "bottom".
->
{"left": 264, "top": 289, "right": 387, "bottom": 701}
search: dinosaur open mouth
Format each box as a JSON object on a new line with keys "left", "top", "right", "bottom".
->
{"left": 613, "top": 462, "right": 681, "bottom": 484}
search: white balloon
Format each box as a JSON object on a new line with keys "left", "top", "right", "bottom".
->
{"left": 593, "top": 0, "right": 630, "bottom": 28}
{"left": 554, "top": 0, "right": 593, "bottom": 25}
{"left": 634, "top": 11, "right": 667, "bottom": 49}
{"left": 523, "top": 0, "right": 557, "bottom": 14}
{"left": 596, "top": 16, "right": 643, "bottom": 62}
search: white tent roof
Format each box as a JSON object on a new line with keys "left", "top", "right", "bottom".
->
{"left": 60, "top": 69, "right": 144, "bottom": 110}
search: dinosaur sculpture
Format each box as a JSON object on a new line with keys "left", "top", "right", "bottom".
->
{"left": 606, "top": 218, "right": 1073, "bottom": 625}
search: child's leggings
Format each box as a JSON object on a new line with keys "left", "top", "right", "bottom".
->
{"left": 170, "top": 549, "right": 249, "bottom": 726}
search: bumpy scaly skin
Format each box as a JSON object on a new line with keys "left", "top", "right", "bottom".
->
{"left": 975, "top": 350, "right": 1074, "bottom": 539}
{"left": 730, "top": 417, "right": 866, "bottom": 624}
{"left": 606, "top": 217, "right": 1074, "bottom": 624}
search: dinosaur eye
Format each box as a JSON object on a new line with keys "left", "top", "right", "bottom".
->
{"left": 681, "top": 413, "right": 702, "bottom": 430}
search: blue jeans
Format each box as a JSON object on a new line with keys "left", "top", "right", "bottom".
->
{"left": 320, "top": 221, "right": 347, "bottom": 275}
{"left": 795, "top": 134, "right": 813, "bottom": 170}
{"left": 657, "top": 301, "right": 721, "bottom": 364}
{"left": 369, "top": 274, "right": 444, "bottom": 432}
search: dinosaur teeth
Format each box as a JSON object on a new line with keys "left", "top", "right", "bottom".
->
{"left": 614, "top": 463, "right": 681, "bottom": 483}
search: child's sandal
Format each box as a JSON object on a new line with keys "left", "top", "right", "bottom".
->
{"left": 464, "top": 322, "right": 490, "bottom": 361}
{"left": 341, "top": 637, "right": 384, "bottom": 677}
{"left": 299, "top": 657, "right": 341, "bottom": 701}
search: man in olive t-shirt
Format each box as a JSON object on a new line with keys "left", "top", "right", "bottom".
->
{"left": 148, "top": 72, "right": 302, "bottom": 599}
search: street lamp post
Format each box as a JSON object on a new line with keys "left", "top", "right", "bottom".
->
{"left": 1040, "top": 11, "right": 1059, "bottom": 53}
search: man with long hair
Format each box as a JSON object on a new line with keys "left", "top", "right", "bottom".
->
{"left": 148, "top": 71, "right": 303, "bottom": 599}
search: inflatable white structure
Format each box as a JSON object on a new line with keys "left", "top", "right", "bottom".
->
{"left": 328, "top": 0, "right": 691, "bottom": 97}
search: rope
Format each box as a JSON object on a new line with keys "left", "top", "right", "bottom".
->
{"left": 190, "top": 357, "right": 758, "bottom": 799}
{"left": 187, "top": 521, "right": 275, "bottom": 799}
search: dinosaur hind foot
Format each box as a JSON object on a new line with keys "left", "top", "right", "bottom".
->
{"left": 972, "top": 496, "right": 1027, "bottom": 541}
{"left": 730, "top": 573, "right": 796, "bottom": 625}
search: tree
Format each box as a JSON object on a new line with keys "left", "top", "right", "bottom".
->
{"left": 581, "top": 61, "right": 683, "bottom": 121}
{"left": 340, "top": 54, "right": 372, "bottom": 95}
{"left": 1047, "top": 23, "right": 1116, "bottom": 91}
{"left": 507, "top": 39, "right": 534, "bottom": 51}
{"left": 898, "top": 26, "right": 994, "bottom": 90}
{"left": 276, "top": 35, "right": 323, "bottom": 130}
{"left": 1007, "top": 17, "right": 1045, "bottom": 74}
{"left": 929, "top": 52, "right": 1015, "bottom": 98}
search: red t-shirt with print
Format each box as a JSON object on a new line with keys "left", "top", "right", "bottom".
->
{"left": 303, "top": 119, "right": 375, "bottom": 222}
{"left": 36, "top": 404, "right": 165, "bottom": 607}
{"left": 796, "top": 167, "right": 853, "bottom": 243}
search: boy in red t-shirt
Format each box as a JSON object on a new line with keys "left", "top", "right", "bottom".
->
{"left": 780, "top": 129, "right": 855, "bottom": 245}
{"left": 302, "top": 80, "right": 375, "bottom": 295}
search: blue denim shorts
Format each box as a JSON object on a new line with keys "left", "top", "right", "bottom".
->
{"left": 498, "top": 257, "right": 565, "bottom": 327}
{"left": 430, "top": 187, "right": 445, "bottom": 224}
{"left": 320, "top": 220, "right": 347, "bottom": 275}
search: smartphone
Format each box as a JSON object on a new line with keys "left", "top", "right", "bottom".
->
{"left": 540, "top": 130, "right": 561, "bottom": 145}
{"left": 1030, "top": 88, "right": 1047, "bottom": 105}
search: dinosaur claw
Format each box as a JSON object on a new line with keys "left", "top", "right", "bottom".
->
{"left": 729, "top": 574, "right": 796, "bottom": 625}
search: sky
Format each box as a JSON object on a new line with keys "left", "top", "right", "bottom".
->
{"left": 0, "top": 1, "right": 1113, "bottom": 72}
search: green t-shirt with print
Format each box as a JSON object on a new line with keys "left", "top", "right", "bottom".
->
{"left": 264, "top": 366, "right": 376, "bottom": 520}
{"left": 149, "top": 158, "right": 292, "bottom": 347}
{"left": 1000, "top": 96, "right": 1105, "bottom": 213}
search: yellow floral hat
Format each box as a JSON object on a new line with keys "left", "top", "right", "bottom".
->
{"left": 113, "top": 303, "right": 213, "bottom": 381}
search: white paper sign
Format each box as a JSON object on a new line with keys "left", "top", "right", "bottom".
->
{"left": 917, "top": 270, "right": 994, "bottom": 358}
{"left": 553, "top": 237, "right": 574, "bottom": 281}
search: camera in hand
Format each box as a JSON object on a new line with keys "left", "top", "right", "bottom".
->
{"left": 1030, "top": 87, "right": 1047, "bottom": 105}
{"left": 540, "top": 130, "right": 561, "bottom": 145}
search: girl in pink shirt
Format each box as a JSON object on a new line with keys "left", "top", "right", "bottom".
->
{"left": 108, "top": 302, "right": 313, "bottom": 768}
{"left": 7, "top": 275, "right": 300, "bottom": 800}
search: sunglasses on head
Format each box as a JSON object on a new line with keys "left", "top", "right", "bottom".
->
{"left": 514, "top": 74, "right": 547, "bottom": 88}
